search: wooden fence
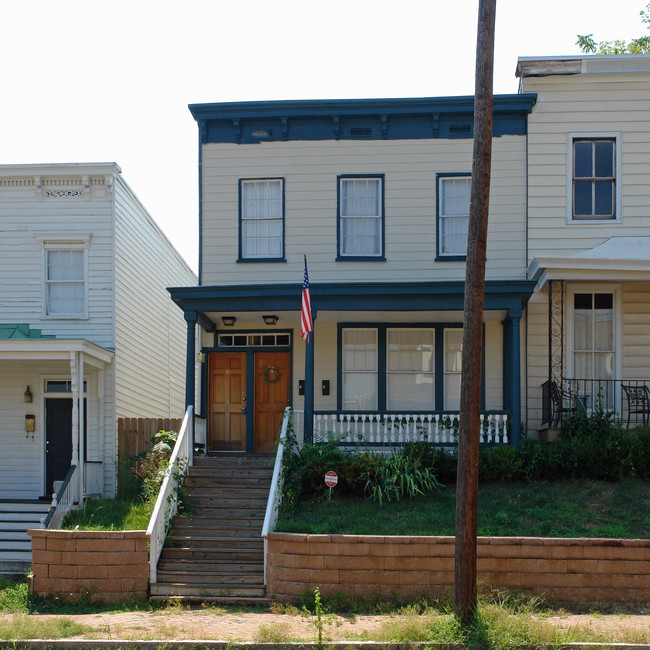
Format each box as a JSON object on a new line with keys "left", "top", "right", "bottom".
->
{"left": 117, "top": 418, "right": 183, "bottom": 460}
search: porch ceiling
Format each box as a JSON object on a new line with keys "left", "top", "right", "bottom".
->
{"left": 0, "top": 339, "right": 113, "bottom": 367}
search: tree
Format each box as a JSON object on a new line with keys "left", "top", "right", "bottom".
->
{"left": 454, "top": 0, "right": 496, "bottom": 625}
{"left": 577, "top": 3, "right": 650, "bottom": 53}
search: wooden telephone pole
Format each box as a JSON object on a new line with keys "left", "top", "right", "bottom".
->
{"left": 454, "top": 0, "right": 497, "bottom": 623}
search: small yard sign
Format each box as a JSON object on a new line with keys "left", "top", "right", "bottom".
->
{"left": 324, "top": 471, "right": 338, "bottom": 487}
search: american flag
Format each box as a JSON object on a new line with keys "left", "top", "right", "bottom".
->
{"left": 301, "top": 256, "right": 313, "bottom": 342}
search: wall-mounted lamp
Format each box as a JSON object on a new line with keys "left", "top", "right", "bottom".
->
{"left": 262, "top": 315, "right": 279, "bottom": 326}
{"left": 221, "top": 316, "right": 237, "bottom": 327}
{"left": 24, "top": 386, "right": 33, "bottom": 404}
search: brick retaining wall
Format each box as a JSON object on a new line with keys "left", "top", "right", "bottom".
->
{"left": 267, "top": 533, "right": 650, "bottom": 603}
{"left": 29, "top": 529, "right": 148, "bottom": 602}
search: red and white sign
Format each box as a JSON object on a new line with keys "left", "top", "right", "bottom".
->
{"left": 324, "top": 471, "right": 338, "bottom": 487}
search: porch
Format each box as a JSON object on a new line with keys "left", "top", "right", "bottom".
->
{"left": 169, "top": 279, "right": 536, "bottom": 451}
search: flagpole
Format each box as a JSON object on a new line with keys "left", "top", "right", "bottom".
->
{"left": 302, "top": 255, "right": 314, "bottom": 443}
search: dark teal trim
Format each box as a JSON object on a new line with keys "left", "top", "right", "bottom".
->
{"left": 169, "top": 280, "right": 535, "bottom": 315}
{"left": 189, "top": 94, "right": 537, "bottom": 144}
{"left": 304, "top": 320, "right": 315, "bottom": 443}
{"left": 184, "top": 312, "right": 197, "bottom": 452}
{"left": 436, "top": 172, "right": 471, "bottom": 260}
{"left": 197, "top": 122, "right": 204, "bottom": 285}
{"left": 336, "top": 322, "right": 482, "bottom": 413}
{"left": 336, "top": 174, "right": 385, "bottom": 260}
{"left": 238, "top": 178, "right": 285, "bottom": 262}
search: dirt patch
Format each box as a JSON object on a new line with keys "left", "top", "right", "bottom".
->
{"left": 1, "top": 608, "right": 648, "bottom": 643}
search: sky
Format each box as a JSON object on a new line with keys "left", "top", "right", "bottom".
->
{"left": 1, "top": 0, "right": 647, "bottom": 274}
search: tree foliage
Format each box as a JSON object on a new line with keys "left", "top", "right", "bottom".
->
{"left": 577, "top": 3, "right": 650, "bottom": 54}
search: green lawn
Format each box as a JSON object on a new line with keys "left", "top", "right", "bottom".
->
{"left": 62, "top": 497, "right": 153, "bottom": 531}
{"left": 277, "top": 478, "right": 650, "bottom": 538}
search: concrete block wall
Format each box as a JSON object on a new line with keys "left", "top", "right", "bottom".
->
{"left": 29, "top": 529, "right": 148, "bottom": 602}
{"left": 267, "top": 533, "right": 650, "bottom": 603}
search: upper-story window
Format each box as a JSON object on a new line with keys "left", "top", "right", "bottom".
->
{"left": 37, "top": 235, "right": 90, "bottom": 319}
{"left": 239, "top": 179, "right": 284, "bottom": 261}
{"left": 569, "top": 135, "right": 620, "bottom": 222}
{"left": 437, "top": 174, "right": 471, "bottom": 259}
{"left": 338, "top": 175, "right": 384, "bottom": 260}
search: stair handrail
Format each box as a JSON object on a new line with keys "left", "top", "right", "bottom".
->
{"left": 261, "top": 407, "right": 291, "bottom": 586}
{"left": 42, "top": 464, "right": 77, "bottom": 529}
{"left": 146, "top": 405, "right": 194, "bottom": 584}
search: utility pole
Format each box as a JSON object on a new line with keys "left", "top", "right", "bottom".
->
{"left": 454, "top": 0, "right": 496, "bottom": 623}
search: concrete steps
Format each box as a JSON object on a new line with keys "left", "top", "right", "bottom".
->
{"left": 150, "top": 455, "right": 273, "bottom": 603}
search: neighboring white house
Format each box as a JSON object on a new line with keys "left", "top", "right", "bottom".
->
{"left": 170, "top": 95, "right": 537, "bottom": 452}
{"left": 0, "top": 163, "right": 197, "bottom": 502}
{"left": 519, "top": 55, "right": 650, "bottom": 433}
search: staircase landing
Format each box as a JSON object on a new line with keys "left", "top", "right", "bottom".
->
{"left": 0, "top": 500, "right": 50, "bottom": 576}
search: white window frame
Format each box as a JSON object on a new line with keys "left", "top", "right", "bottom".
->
{"left": 239, "top": 178, "right": 284, "bottom": 260}
{"left": 36, "top": 235, "right": 90, "bottom": 319}
{"left": 437, "top": 174, "right": 471, "bottom": 258}
{"left": 566, "top": 133, "right": 621, "bottom": 224}
{"left": 338, "top": 176, "right": 384, "bottom": 259}
{"left": 386, "top": 328, "right": 435, "bottom": 411}
{"left": 566, "top": 284, "right": 622, "bottom": 410}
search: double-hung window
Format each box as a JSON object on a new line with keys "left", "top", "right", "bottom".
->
{"left": 570, "top": 135, "right": 619, "bottom": 222}
{"left": 342, "top": 328, "right": 378, "bottom": 410}
{"left": 437, "top": 174, "right": 471, "bottom": 258}
{"left": 338, "top": 176, "right": 384, "bottom": 259}
{"left": 443, "top": 328, "right": 463, "bottom": 410}
{"left": 239, "top": 179, "right": 284, "bottom": 260}
{"left": 386, "top": 329, "right": 435, "bottom": 410}
{"left": 38, "top": 236, "right": 89, "bottom": 318}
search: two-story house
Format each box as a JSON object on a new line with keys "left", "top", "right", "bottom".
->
{"left": 519, "top": 55, "right": 650, "bottom": 433}
{"left": 169, "top": 95, "right": 537, "bottom": 453}
{"left": 0, "top": 163, "right": 196, "bottom": 512}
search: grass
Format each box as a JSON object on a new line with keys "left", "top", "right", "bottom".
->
{"left": 0, "top": 614, "right": 88, "bottom": 640}
{"left": 62, "top": 497, "right": 153, "bottom": 531}
{"left": 277, "top": 477, "right": 650, "bottom": 538}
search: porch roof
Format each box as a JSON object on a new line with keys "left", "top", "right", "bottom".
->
{"left": 528, "top": 237, "right": 650, "bottom": 288}
{"left": 169, "top": 279, "right": 536, "bottom": 330}
{"left": 0, "top": 339, "right": 114, "bottom": 367}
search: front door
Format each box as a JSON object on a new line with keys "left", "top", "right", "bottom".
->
{"left": 254, "top": 351, "right": 290, "bottom": 452}
{"left": 208, "top": 352, "right": 247, "bottom": 452}
{"left": 45, "top": 399, "right": 72, "bottom": 495}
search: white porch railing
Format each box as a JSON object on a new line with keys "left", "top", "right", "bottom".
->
{"left": 261, "top": 406, "right": 292, "bottom": 585}
{"left": 42, "top": 464, "right": 79, "bottom": 529}
{"left": 313, "top": 411, "right": 509, "bottom": 446}
{"left": 195, "top": 415, "right": 207, "bottom": 452}
{"left": 84, "top": 461, "right": 103, "bottom": 496}
{"left": 146, "top": 405, "right": 194, "bottom": 584}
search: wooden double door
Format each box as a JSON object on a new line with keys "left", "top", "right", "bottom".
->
{"left": 208, "top": 351, "right": 290, "bottom": 453}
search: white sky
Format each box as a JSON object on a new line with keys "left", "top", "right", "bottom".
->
{"left": 1, "top": 0, "right": 646, "bottom": 274}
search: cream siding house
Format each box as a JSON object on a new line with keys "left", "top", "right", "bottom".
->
{"left": 170, "top": 96, "right": 536, "bottom": 454}
{"left": 0, "top": 163, "right": 196, "bottom": 507}
{"left": 518, "top": 55, "right": 650, "bottom": 434}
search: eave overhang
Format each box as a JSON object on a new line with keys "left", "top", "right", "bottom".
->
{"left": 0, "top": 339, "right": 114, "bottom": 366}
{"left": 169, "top": 280, "right": 536, "bottom": 321}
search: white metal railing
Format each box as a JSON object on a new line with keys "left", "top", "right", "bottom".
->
{"left": 42, "top": 464, "right": 79, "bottom": 529}
{"left": 313, "top": 411, "right": 509, "bottom": 446}
{"left": 146, "top": 405, "right": 194, "bottom": 584}
{"left": 261, "top": 406, "right": 292, "bottom": 585}
{"left": 84, "top": 461, "right": 103, "bottom": 496}
{"left": 194, "top": 415, "right": 207, "bottom": 452}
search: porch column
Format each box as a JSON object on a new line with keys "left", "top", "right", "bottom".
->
{"left": 69, "top": 352, "right": 80, "bottom": 500}
{"left": 78, "top": 352, "right": 85, "bottom": 504}
{"left": 98, "top": 367, "right": 105, "bottom": 497}
{"left": 304, "top": 311, "right": 316, "bottom": 443}
{"left": 503, "top": 314, "right": 522, "bottom": 446}
{"left": 185, "top": 311, "right": 197, "bottom": 451}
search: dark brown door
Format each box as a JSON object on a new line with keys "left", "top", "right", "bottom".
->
{"left": 45, "top": 398, "right": 73, "bottom": 495}
{"left": 254, "top": 352, "right": 290, "bottom": 452}
{"left": 208, "top": 352, "right": 247, "bottom": 451}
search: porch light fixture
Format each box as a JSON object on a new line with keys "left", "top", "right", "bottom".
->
{"left": 24, "top": 385, "right": 33, "bottom": 403}
{"left": 221, "top": 316, "right": 237, "bottom": 327}
{"left": 262, "top": 315, "right": 278, "bottom": 326}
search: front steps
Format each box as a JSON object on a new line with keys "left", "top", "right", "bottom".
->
{"left": 0, "top": 501, "right": 50, "bottom": 575}
{"left": 150, "top": 455, "right": 274, "bottom": 603}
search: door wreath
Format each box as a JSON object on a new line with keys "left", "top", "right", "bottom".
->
{"left": 262, "top": 365, "right": 281, "bottom": 383}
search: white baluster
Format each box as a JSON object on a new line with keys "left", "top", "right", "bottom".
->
{"left": 479, "top": 414, "right": 485, "bottom": 444}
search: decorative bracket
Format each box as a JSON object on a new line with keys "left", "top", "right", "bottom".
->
{"left": 432, "top": 113, "right": 440, "bottom": 138}
{"left": 332, "top": 115, "right": 340, "bottom": 140}
{"left": 232, "top": 118, "right": 241, "bottom": 144}
{"left": 280, "top": 117, "right": 288, "bottom": 141}
{"left": 380, "top": 114, "right": 388, "bottom": 139}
